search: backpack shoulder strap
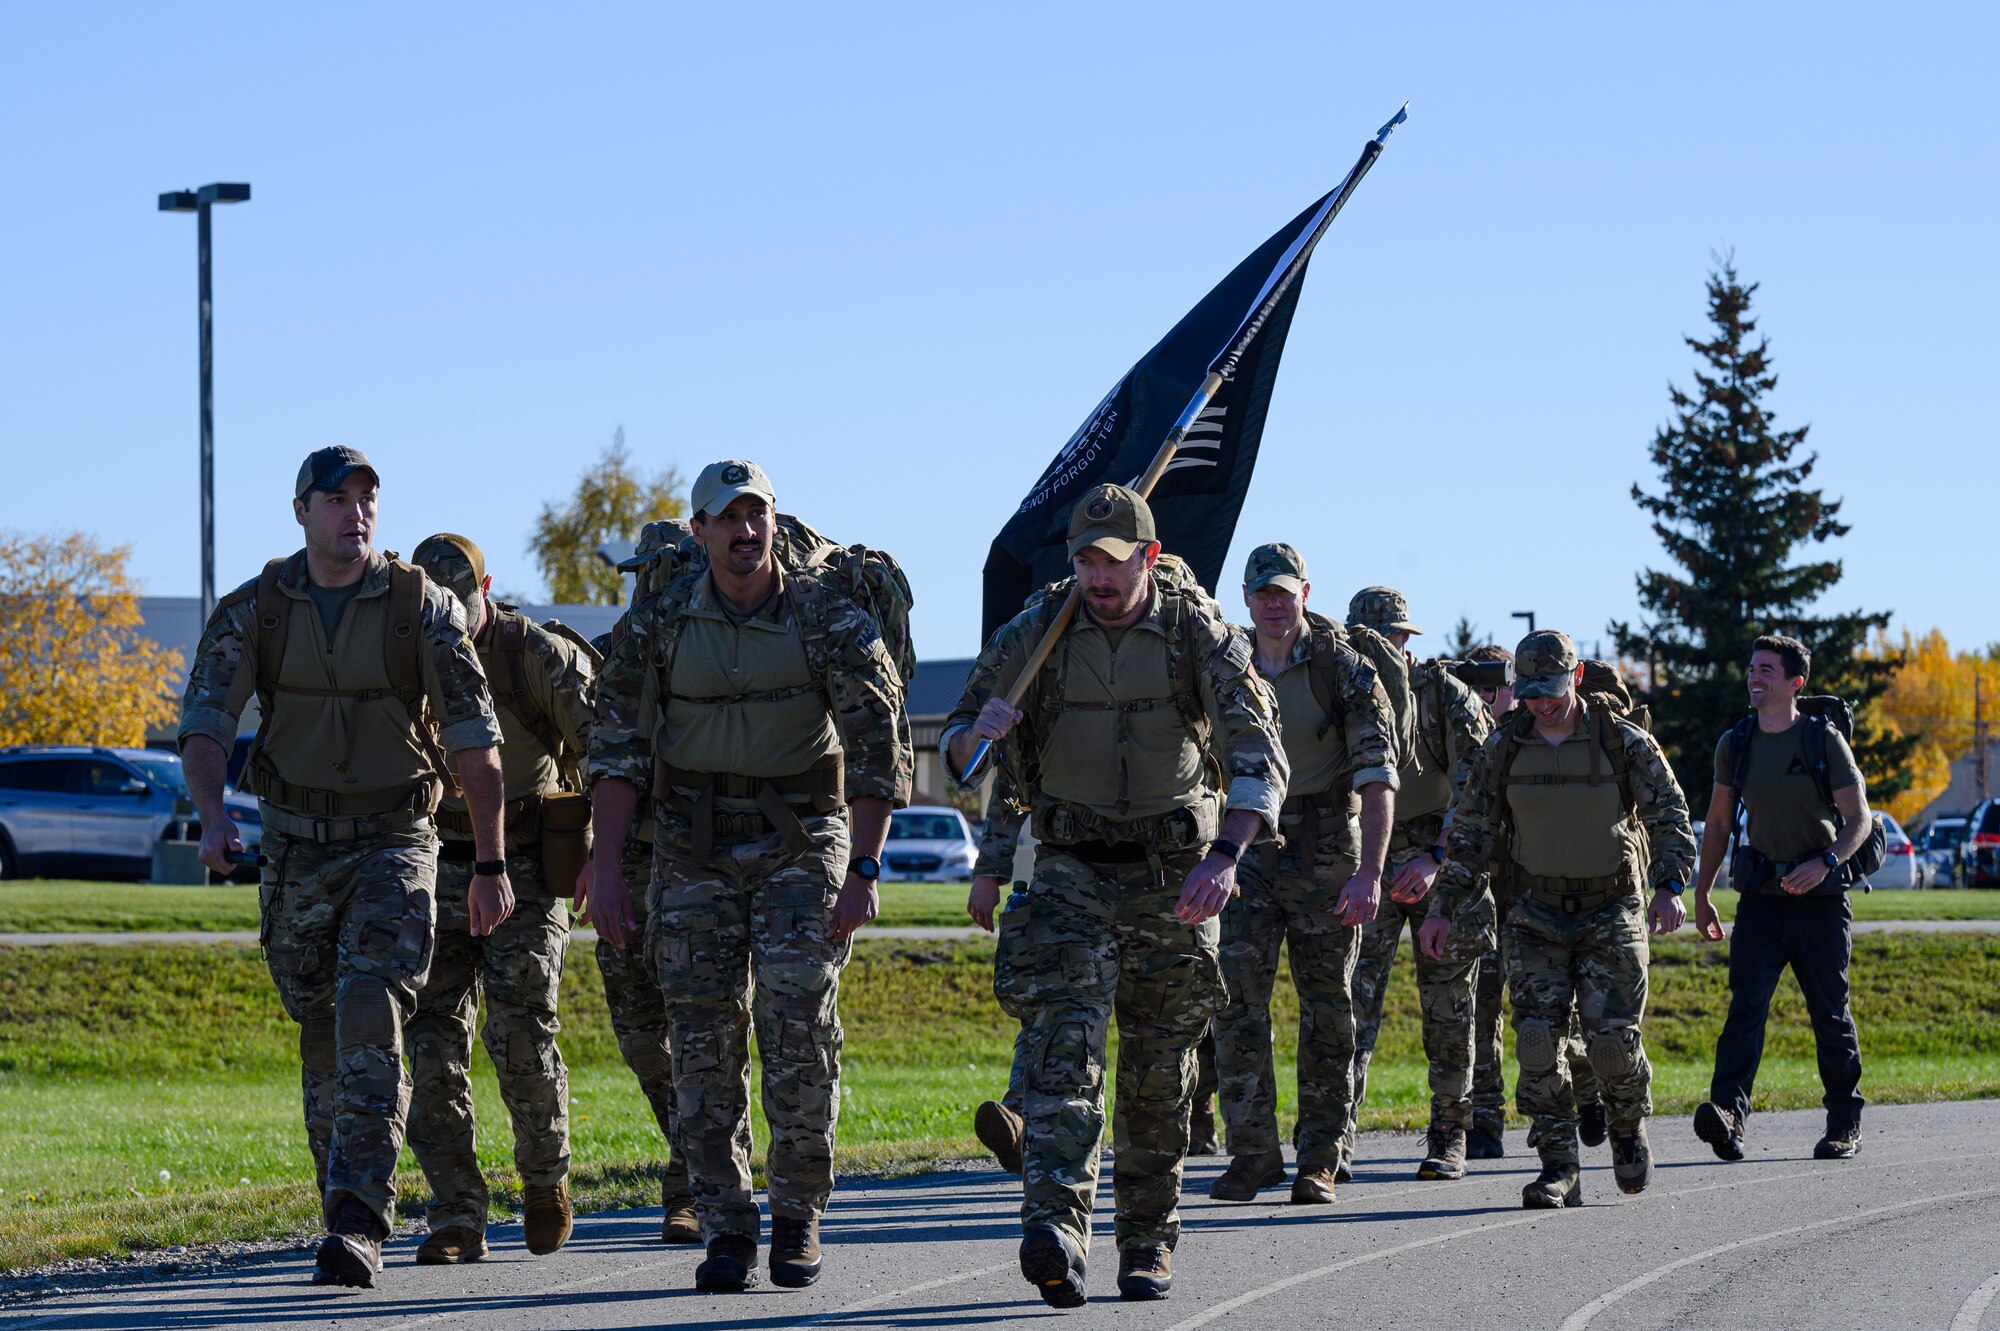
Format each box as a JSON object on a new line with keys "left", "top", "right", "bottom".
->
{"left": 385, "top": 560, "right": 426, "bottom": 707}
{"left": 1596, "top": 706, "right": 1637, "bottom": 813}
{"left": 1162, "top": 588, "right": 1207, "bottom": 731}
{"left": 1802, "top": 712, "right": 1836, "bottom": 809}
{"left": 252, "top": 557, "right": 291, "bottom": 704}
{"left": 488, "top": 607, "right": 567, "bottom": 761}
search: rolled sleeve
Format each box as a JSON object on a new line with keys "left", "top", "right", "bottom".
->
{"left": 440, "top": 715, "right": 503, "bottom": 753}
{"left": 1351, "top": 764, "right": 1400, "bottom": 793}
{"left": 1226, "top": 775, "right": 1283, "bottom": 834}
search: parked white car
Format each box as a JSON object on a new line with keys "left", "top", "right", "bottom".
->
{"left": 882, "top": 805, "right": 976, "bottom": 883}
{"left": 1865, "top": 812, "right": 1922, "bottom": 890}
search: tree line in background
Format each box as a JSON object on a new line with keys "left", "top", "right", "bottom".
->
{"left": 0, "top": 266, "right": 1988, "bottom": 825}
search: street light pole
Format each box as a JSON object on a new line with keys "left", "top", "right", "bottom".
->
{"left": 1512, "top": 610, "right": 1537, "bottom": 636}
{"left": 158, "top": 182, "right": 250, "bottom": 621}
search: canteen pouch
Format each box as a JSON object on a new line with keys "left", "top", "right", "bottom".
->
{"left": 540, "top": 791, "right": 593, "bottom": 899}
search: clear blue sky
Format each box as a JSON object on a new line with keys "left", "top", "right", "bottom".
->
{"left": 2, "top": 2, "right": 1993, "bottom": 661}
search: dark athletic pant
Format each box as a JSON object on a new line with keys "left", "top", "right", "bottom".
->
{"left": 1708, "top": 890, "right": 1864, "bottom": 1134}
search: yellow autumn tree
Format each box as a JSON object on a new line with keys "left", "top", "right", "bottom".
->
{"left": 1869, "top": 629, "right": 2000, "bottom": 824}
{"left": 0, "top": 532, "right": 185, "bottom": 746}
{"left": 528, "top": 428, "right": 687, "bottom": 605}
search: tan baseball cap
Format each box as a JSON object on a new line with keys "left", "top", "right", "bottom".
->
{"left": 690, "top": 459, "right": 776, "bottom": 519}
{"left": 1244, "top": 542, "right": 1307, "bottom": 594}
{"left": 1065, "top": 483, "right": 1156, "bottom": 561}
{"left": 411, "top": 533, "right": 485, "bottom": 619}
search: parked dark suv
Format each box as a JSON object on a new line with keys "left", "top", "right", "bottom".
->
{"left": 0, "top": 746, "right": 262, "bottom": 880}
{"left": 1960, "top": 799, "right": 2000, "bottom": 890}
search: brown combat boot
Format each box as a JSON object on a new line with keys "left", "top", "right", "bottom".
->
{"left": 769, "top": 1215, "right": 823, "bottom": 1288}
{"left": 523, "top": 1180, "right": 574, "bottom": 1255}
{"left": 1290, "top": 1163, "right": 1338, "bottom": 1205}
{"left": 1521, "top": 1161, "right": 1583, "bottom": 1209}
{"left": 1117, "top": 1246, "right": 1172, "bottom": 1300}
{"left": 313, "top": 1199, "right": 387, "bottom": 1288}
{"left": 1418, "top": 1124, "right": 1468, "bottom": 1181}
{"left": 974, "top": 1100, "right": 1025, "bottom": 1175}
{"left": 1208, "top": 1151, "right": 1286, "bottom": 1201}
{"left": 662, "top": 1176, "right": 700, "bottom": 1245}
{"left": 415, "top": 1225, "right": 488, "bottom": 1265}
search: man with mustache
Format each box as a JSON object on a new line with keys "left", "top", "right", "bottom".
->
{"left": 587, "top": 458, "right": 909, "bottom": 1294}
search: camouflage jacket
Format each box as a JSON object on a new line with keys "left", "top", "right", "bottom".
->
{"left": 588, "top": 565, "right": 910, "bottom": 809}
{"left": 1389, "top": 661, "right": 1494, "bottom": 867}
{"left": 941, "top": 574, "right": 1288, "bottom": 838}
{"left": 973, "top": 766, "right": 1029, "bottom": 880}
{"left": 177, "top": 550, "right": 501, "bottom": 774}
{"left": 1433, "top": 698, "right": 1696, "bottom": 916}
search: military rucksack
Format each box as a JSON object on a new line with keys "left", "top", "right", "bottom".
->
{"left": 618, "top": 513, "right": 915, "bottom": 687}
{"left": 1311, "top": 613, "right": 1419, "bottom": 773}
{"left": 485, "top": 604, "right": 602, "bottom": 789}
{"left": 1724, "top": 693, "right": 1886, "bottom": 885}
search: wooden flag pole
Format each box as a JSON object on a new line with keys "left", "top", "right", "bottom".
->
{"left": 958, "top": 370, "right": 1225, "bottom": 784}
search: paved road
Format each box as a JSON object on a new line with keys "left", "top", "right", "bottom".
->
{"left": 7, "top": 1100, "right": 2000, "bottom": 1329}
{"left": 5, "top": 918, "right": 1996, "bottom": 947}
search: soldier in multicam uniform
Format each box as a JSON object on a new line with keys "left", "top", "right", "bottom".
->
{"left": 1460, "top": 642, "right": 1603, "bottom": 1160}
{"left": 1209, "top": 546, "right": 1395, "bottom": 1209}
{"left": 586, "top": 459, "right": 909, "bottom": 1294}
{"left": 944, "top": 485, "right": 1287, "bottom": 1306}
{"left": 1341, "top": 588, "right": 1493, "bottom": 1183}
{"left": 401, "top": 534, "right": 595, "bottom": 1265}
{"left": 1420, "top": 631, "right": 1694, "bottom": 1209}
{"left": 180, "top": 448, "right": 510, "bottom": 1289}
{"left": 573, "top": 809, "right": 707, "bottom": 1245}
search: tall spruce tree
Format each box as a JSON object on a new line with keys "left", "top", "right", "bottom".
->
{"left": 1610, "top": 260, "right": 1914, "bottom": 799}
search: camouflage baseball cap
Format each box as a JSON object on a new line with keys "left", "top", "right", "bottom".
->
{"left": 294, "top": 446, "right": 379, "bottom": 500}
{"left": 411, "top": 533, "right": 485, "bottom": 621}
{"left": 690, "top": 458, "right": 775, "bottom": 519}
{"left": 1513, "top": 629, "right": 1580, "bottom": 699}
{"left": 1244, "top": 542, "right": 1307, "bottom": 594}
{"left": 1066, "top": 483, "right": 1156, "bottom": 561}
{"left": 1347, "top": 586, "right": 1423, "bottom": 636}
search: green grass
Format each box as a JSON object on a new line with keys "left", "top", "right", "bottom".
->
{"left": 1704, "top": 887, "right": 2000, "bottom": 922}
{"left": 4, "top": 931, "right": 2000, "bottom": 1270}
{"left": 0, "top": 880, "right": 974, "bottom": 934}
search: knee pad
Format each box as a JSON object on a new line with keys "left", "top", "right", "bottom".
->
{"left": 339, "top": 978, "right": 400, "bottom": 1048}
{"left": 1587, "top": 1025, "right": 1643, "bottom": 1079}
{"left": 1515, "top": 1018, "right": 1558, "bottom": 1075}
{"left": 300, "top": 1013, "right": 338, "bottom": 1076}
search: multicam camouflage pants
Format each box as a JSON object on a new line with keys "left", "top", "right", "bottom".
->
{"left": 1347, "top": 888, "right": 1482, "bottom": 1151}
{"left": 589, "top": 836, "right": 695, "bottom": 1202}
{"left": 1214, "top": 849, "right": 1358, "bottom": 1175}
{"left": 406, "top": 849, "right": 572, "bottom": 1235}
{"left": 1004, "top": 1024, "right": 1217, "bottom": 1124}
{"left": 258, "top": 824, "right": 437, "bottom": 1234}
{"left": 1507, "top": 893, "right": 1651, "bottom": 1167}
{"left": 994, "top": 845, "right": 1222, "bottom": 1256}
{"left": 1472, "top": 894, "right": 1597, "bottom": 1135}
{"left": 648, "top": 808, "right": 852, "bottom": 1239}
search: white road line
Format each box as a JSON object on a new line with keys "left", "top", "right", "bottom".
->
{"left": 1950, "top": 1270, "right": 2000, "bottom": 1331}
{"left": 1555, "top": 1188, "right": 2000, "bottom": 1331}
{"left": 1158, "top": 1150, "right": 2000, "bottom": 1331}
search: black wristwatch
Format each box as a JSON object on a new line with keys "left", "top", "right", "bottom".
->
{"left": 1209, "top": 838, "right": 1244, "bottom": 865}
{"left": 474, "top": 859, "right": 508, "bottom": 877}
{"left": 1822, "top": 850, "right": 1841, "bottom": 870}
{"left": 851, "top": 855, "right": 881, "bottom": 882}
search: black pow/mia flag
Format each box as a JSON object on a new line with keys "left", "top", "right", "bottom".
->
{"left": 979, "top": 116, "right": 1401, "bottom": 642}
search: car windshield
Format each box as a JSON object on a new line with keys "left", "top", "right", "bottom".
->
{"left": 889, "top": 813, "right": 964, "bottom": 841}
{"left": 1930, "top": 823, "right": 1968, "bottom": 848}
{"left": 123, "top": 753, "right": 189, "bottom": 794}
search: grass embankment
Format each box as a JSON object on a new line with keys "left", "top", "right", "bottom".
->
{"left": 4, "top": 931, "right": 1999, "bottom": 1270}
{"left": 0, "top": 880, "right": 973, "bottom": 934}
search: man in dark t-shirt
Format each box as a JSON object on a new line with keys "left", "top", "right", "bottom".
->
{"left": 1690, "top": 634, "right": 1873, "bottom": 1164}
